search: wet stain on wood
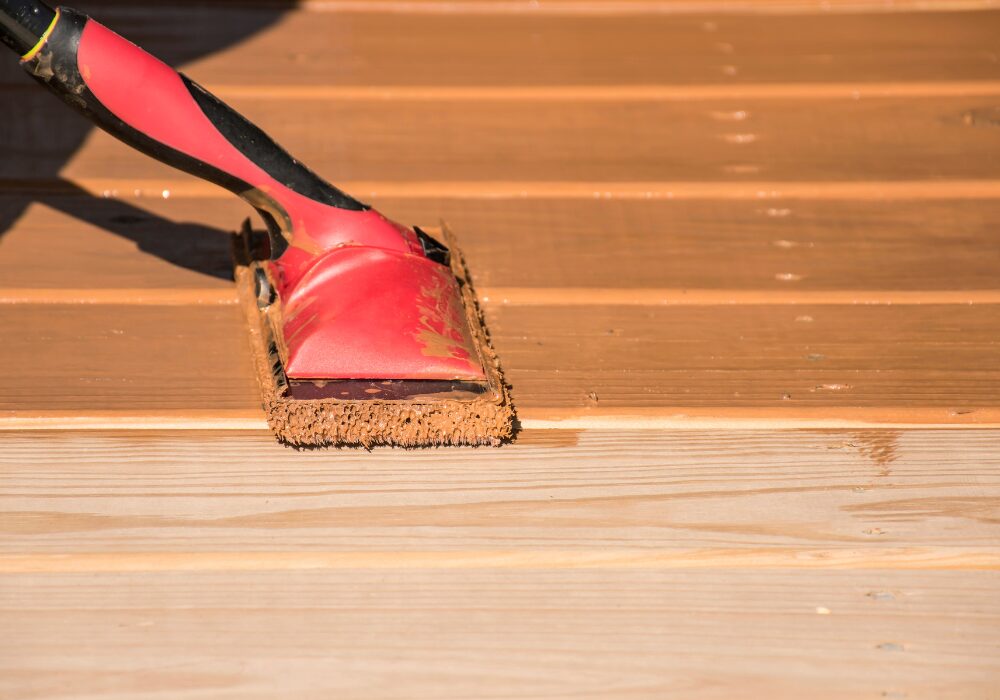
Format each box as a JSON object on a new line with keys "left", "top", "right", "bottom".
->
{"left": 849, "top": 430, "right": 902, "bottom": 476}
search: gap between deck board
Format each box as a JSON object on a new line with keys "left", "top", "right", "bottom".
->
{"left": 16, "top": 180, "right": 1000, "bottom": 200}
{"left": 4, "top": 288, "right": 1000, "bottom": 306}
{"left": 9, "top": 82, "right": 998, "bottom": 102}
{"left": 478, "top": 289, "right": 1000, "bottom": 305}
{"left": 261, "top": 1, "right": 1000, "bottom": 16}
{"left": 0, "top": 290, "right": 239, "bottom": 305}
{"left": 2, "top": 548, "right": 997, "bottom": 573}
{"left": 199, "top": 81, "right": 1000, "bottom": 101}
{"left": 4, "top": 408, "right": 999, "bottom": 431}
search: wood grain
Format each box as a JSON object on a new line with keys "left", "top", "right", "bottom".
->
{"left": 6, "top": 95, "right": 997, "bottom": 184}
{"left": 0, "top": 429, "right": 998, "bottom": 560}
{"left": 4, "top": 195, "right": 1000, "bottom": 296}
{"left": 2, "top": 568, "right": 999, "bottom": 700}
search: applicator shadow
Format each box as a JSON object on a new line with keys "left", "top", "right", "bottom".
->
{"left": 41, "top": 180, "right": 236, "bottom": 281}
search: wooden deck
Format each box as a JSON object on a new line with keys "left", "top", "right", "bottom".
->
{"left": 2, "top": 1, "right": 1000, "bottom": 697}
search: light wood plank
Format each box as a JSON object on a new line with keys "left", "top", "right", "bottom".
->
{"left": 2, "top": 303, "right": 999, "bottom": 416}
{"left": 1, "top": 567, "right": 999, "bottom": 699}
{"left": 0, "top": 429, "right": 998, "bottom": 560}
{"left": 3, "top": 196, "right": 1000, "bottom": 296}
{"left": 5, "top": 96, "right": 1000, "bottom": 183}
{"left": 4, "top": 9, "right": 998, "bottom": 88}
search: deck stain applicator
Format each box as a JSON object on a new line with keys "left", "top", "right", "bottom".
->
{"left": 2, "top": 0, "right": 513, "bottom": 446}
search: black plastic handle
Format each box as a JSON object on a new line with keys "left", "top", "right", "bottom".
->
{"left": 0, "top": 0, "right": 56, "bottom": 55}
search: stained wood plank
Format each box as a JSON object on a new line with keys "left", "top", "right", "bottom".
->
{"left": 3, "top": 8, "right": 998, "bottom": 88}
{"left": 3, "top": 196, "right": 1000, "bottom": 295}
{"left": 184, "top": 10, "right": 1000, "bottom": 87}
{"left": 5, "top": 96, "right": 1000, "bottom": 183}
{"left": 2, "top": 303, "right": 999, "bottom": 418}
{"left": 1, "top": 568, "right": 999, "bottom": 699}
{"left": 0, "top": 305, "right": 258, "bottom": 412}
{"left": 488, "top": 304, "right": 1000, "bottom": 410}
{"left": 0, "top": 200, "right": 238, "bottom": 294}
{"left": 0, "top": 429, "right": 998, "bottom": 560}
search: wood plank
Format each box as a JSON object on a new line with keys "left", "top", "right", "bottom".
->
{"left": 0, "top": 429, "right": 998, "bottom": 561}
{"left": 4, "top": 195, "right": 1000, "bottom": 296}
{"left": 184, "top": 10, "right": 1000, "bottom": 87}
{"left": 1, "top": 567, "right": 998, "bottom": 699}
{"left": 487, "top": 304, "right": 1000, "bottom": 411}
{"left": 0, "top": 199, "right": 238, "bottom": 294}
{"left": 0, "top": 304, "right": 259, "bottom": 413}
{"left": 4, "top": 96, "right": 995, "bottom": 184}
{"left": 3, "top": 8, "right": 998, "bottom": 88}
{"left": 1, "top": 303, "right": 999, "bottom": 420}
{"left": 492, "top": 299, "right": 986, "bottom": 419}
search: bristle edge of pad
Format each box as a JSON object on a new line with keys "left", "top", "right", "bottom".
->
{"left": 232, "top": 220, "right": 515, "bottom": 447}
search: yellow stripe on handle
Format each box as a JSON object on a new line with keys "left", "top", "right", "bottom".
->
{"left": 20, "top": 6, "right": 60, "bottom": 61}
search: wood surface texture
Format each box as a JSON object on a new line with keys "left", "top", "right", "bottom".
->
{"left": 1, "top": 1, "right": 998, "bottom": 698}
{"left": 9, "top": 95, "right": 1000, "bottom": 182}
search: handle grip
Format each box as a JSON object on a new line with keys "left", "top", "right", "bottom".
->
{"left": 20, "top": 7, "right": 423, "bottom": 288}
{"left": 1, "top": 0, "right": 56, "bottom": 55}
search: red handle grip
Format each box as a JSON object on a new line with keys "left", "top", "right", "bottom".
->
{"left": 22, "top": 7, "right": 424, "bottom": 292}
